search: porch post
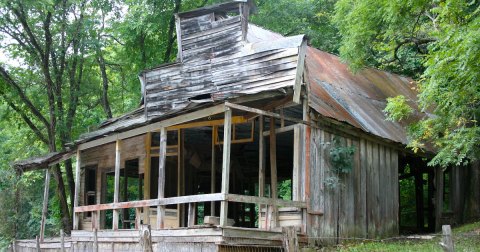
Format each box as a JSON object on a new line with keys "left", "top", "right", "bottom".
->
{"left": 258, "top": 115, "right": 265, "bottom": 228}
{"left": 211, "top": 128, "right": 216, "bottom": 216}
{"left": 113, "top": 139, "right": 121, "bottom": 230}
{"left": 269, "top": 117, "right": 278, "bottom": 229}
{"left": 220, "top": 107, "right": 232, "bottom": 227}
{"left": 39, "top": 169, "right": 50, "bottom": 241}
{"left": 73, "top": 149, "right": 81, "bottom": 230}
{"left": 157, "top": 127, "right": 167, "bottom": 229}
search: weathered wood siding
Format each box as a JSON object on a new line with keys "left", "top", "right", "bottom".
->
{"left": 78, "top": 135, "right": 146, "bottom": 230}
{"left": 308, "top": 127, "right": 399, "bottom": 244}
{"left": 143, "top": 5, "right": 305, "bottom": 119}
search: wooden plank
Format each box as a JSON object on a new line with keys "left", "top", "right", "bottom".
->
{"left": 73, "top": 149, "right": 82, "bottom": 230}
{"left": 175, "top": 14, "right": 183, "bottom": 62}
{"left": 112, "top": 140, "right": 121, "bottom": 230}
{"left": 258, "top": 115, "right": 266, "bottom": 228}
{"left": 220, "top": 108, "right": 232, "bottom": 227}
{"left": 292, "top": 125, "right": 300, "bottom": 201}
{"left": 39, "top": 169, "right": 50, "bottom": 242}
{"left": 188, "top": 202, "right": 196, "bottom": 227}
{"left": 293, "top": 39, "right": 307, "bottom": 103}
{"left": 211, "top": 127, "right": 216, "bottom": 216}
{"left": 225, "top": 102, "right": 311, "bottom": 127}
{"left": 366, "top": 140, "right": 375, "bottom": 238}
{"left": 75, "top": 193, "right": 225, "bottom": 212}
{"left": 144, "top": 132, "right": 151, "bottom": 225}
{"left": 226, "top": 194, "right": 306, "bottom": 208}
{"left": 157, "top": 128, "right": 166, "bottom": 229}
{"left": 269, "top": 117, "right": 278, "bottom": 230}
{"left": 355, "top": 138, "right": 367, "bottom": 237}
{"left": 391, "top": 150, "right": 399, "bottom": 234}
{"left": 262, "top": 124, "right": 296, "bottom": 137}
{"left": 78, "top": 104, "right": 226, "bottom": 151}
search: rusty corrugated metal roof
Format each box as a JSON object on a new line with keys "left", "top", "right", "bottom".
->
{"left": 305, "top": 47, "right": 419, "bottom": 144}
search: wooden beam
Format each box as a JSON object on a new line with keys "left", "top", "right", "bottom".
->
{"left": 166, "top": 116, "right": 247, "bottom": 131}
{"left": 73, "top": 149, "right": 81, "bottom": 230}
{"left": 143, "top": 132, "right": 151, "bottom": 225}
{"left": 75, "top": 193, "right": 225, "bottom": 212}
{"left": 292, "top": 125, "right": 300, "bottom": 201}
{"left": 78, "top": 104, "right": 227, "bottom": 151}
{"left": 112, "top": 139, "right": 121, "bottom": 230}
{"left": 269, "top": 117, "right": 278, "bottom": 230}
{"left": 226, "top": 194, "right": 306, "bottom": 208}
{"left": 157, "top": 128, "right": 166, "bottom": 229}
{"left": 293, "top": 38, "right": 307, "bottom": 104}
{"left": 211, "top": 128, "right": 216, "bottom": 216}
{"left": 39, "top": 169, "right": 50, "bottom": 242}
{"left": 258, "top": 115, "right": 265, "bottom": 228}
{"left": 262, "top": 124, "right": 296, "bottom": 137}
{"left": 225, "top": 102, "right": 311, "bottom": 126}
{"left": 175, "top": 14, "right": 183, "bottom": 62}
{"left": 220, "top": 108, "right": 232, "bottom": 227}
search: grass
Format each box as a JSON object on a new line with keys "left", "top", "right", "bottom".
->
{"left": 321, "top": 221, "right": 480, "bottom": 252}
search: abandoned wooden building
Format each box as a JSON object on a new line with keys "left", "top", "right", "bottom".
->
{"left": 12, "top": 0, "right": 474, "bottom": 251}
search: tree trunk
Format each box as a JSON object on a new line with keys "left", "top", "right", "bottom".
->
{"left": 97, "top": 51, "right": 113, "bottom": 119}
{"left": 163, "top": 0, "right": 182, "bottom": 63}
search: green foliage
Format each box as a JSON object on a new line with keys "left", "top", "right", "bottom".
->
{"left": 251, "top": 0, "right": 340, "bottom": 53}
{"left": 277, "top": 179, "right": 292, "bottom": 201}
{"left": 329, "top": 137, "right": 356, "bottom": 174}
{"left": 335, "top": 0, "right": 480, "bottom": 167}
{"left": 384, "top": 95, "right": 415, "bottom": 122}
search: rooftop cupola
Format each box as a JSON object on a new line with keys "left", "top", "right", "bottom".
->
{"left": 175, "top": 0, "right": 253, "bottom": 62}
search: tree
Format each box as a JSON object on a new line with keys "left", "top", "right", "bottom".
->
{"left": 335, "top": 0, "right": 480, "bottom": 221}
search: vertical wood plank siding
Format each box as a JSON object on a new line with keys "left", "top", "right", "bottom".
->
{"left": 308, "top": 127, "right": 399, "bottom": 244}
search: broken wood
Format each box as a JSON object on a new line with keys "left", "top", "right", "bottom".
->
{"left": 139, "top": 225, "right": 153, "bottom": 252}
{"left": 439, "top": 225, "right": 454, "bottom": 252}
{"left": 282, "top": 226, "right": 299, "bottom": 252}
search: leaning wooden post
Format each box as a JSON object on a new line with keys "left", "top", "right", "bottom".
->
{"left": 39, "top": 168, "right": 50, "bottom": 242}
{"left": 73, "top": 149, "right": 82, "bottom": 230}
{"left": 258, "top": 115, "right": 266, "bottom": 229}
{"left": 269, "top": 117, "right": 279, "bottom": 230}
{"left": 220, "top": 107, "right": 232, "bottom": 227}
{"left": 113, "top": 139, "right": 122, "bottom": 230}
{"left": 440, "top": 225, "right": 454, "bottom": 252}
{"left": 157, "top": 127, "right": 167, "bottom": 229}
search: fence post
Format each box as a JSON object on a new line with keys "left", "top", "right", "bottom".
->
{"left": 60, "top": 229, "right": 65, "bottom": 252}
{"left": 439, "top": 225, "right": 454, "bottom": 252}
{"left": 35, "top": 236, "right": 40, "bottom": 252}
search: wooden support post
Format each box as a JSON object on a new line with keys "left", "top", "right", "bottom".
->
{"left": 435, "top": 167, "right": 444, "bottom": 232}
{"left": 73, "top": 149, "right": 82, "bottom": 230}
{"left": 35, "top": 236, "right": 40, "bottom": 252}
{"left": 269, "top": 117, "right": 279, "bottom": 230}
{"left": 440, "top": 225, "right": 454, "bottom": 252}
{"left": 92, "top": 210, "right": 98, "bottom": 230}
{"left": 157, "top": 128, "right": 167, "bottom": 229}
{"left": 93, "top": 228, "right": 98, "bottom": 252}
{"left": 144, "top": 132, "right": 152, "bottom": 225}
{"left": 220, "top": 108, "right": 232, "bottom": 227}
{"left": 135, "top": 208, "right": 142, "bottom": 229}
{"left": 414, "top": 165, "right": 425, "bottom": 232}
{"left": 211, "top": 128, "right": 216, "bottom": 216}
{"left": 113, "top": 139, "right": 121, "bottom": 230}
{"left": 258, "top": 115, "right": 266, "bottom": 229}
{"left": 39, "top": 169, "right": 50, "bottom": 242}
{"left": 123, "top": 162, "right": 129, "bottom": 228}
{"left": 188, "top": 202, "right": 196, "bottom": 227}
{"left": 60, "top": 229, "right": 65, "bottom": 252}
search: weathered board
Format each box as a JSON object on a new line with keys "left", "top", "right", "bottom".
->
{"left": 307, "top": 126, "right": 399, "bottom": 244}
{"left": 142, "top": 2, "right": 306, "bottom": 119}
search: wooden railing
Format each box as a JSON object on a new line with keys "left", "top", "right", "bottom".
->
{"left": 74, "top": 193, "right": 306, "bottom": 230}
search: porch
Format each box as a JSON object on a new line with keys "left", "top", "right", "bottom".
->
{"left": 72, "top": 100, "right": 309, "bottom": 243}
